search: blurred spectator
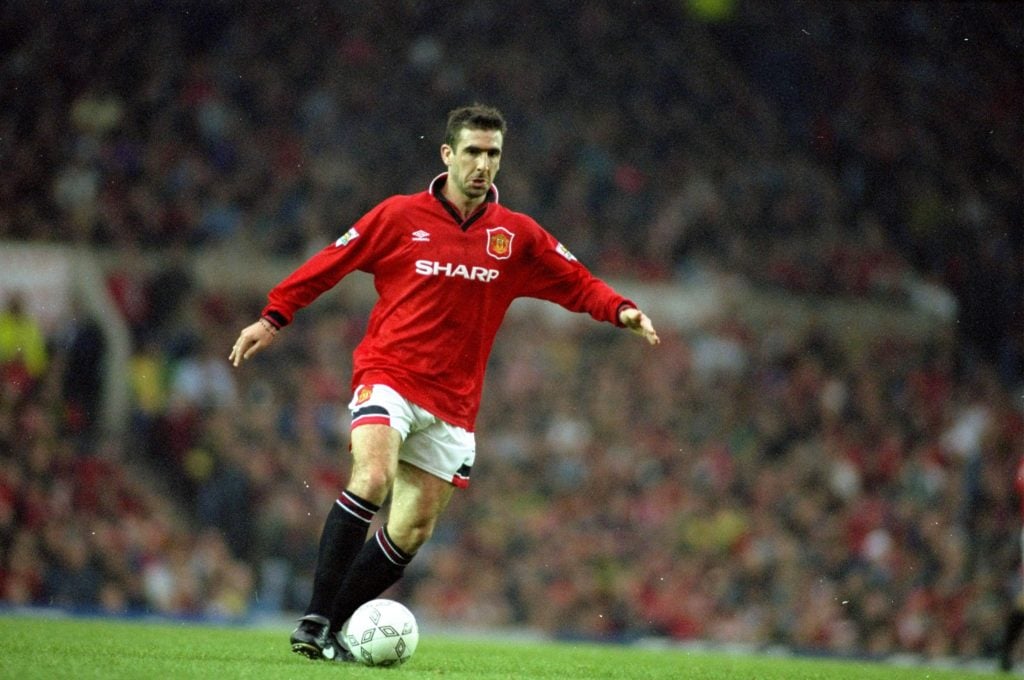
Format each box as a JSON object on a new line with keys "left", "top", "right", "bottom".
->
{"left": 0, "top": 294, "right": 48, "bottom": 396}
{"left": 52, "top": 300, "right": 105, "bottom": 440}
{"left": 168, "top": 338, "right": 237, "bottom": 411}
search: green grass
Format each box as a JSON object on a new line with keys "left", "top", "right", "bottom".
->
{"left": 0, "top": 614, "right": 994, "bottom": 679}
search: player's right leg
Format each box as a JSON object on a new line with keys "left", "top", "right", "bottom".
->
{"left": 291, "top": 423, "right": 401, "bottom": 660}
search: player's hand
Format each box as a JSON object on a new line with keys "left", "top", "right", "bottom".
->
{"left": 229, "top": 318, "right": 278, "bottom": 367}
{"left": 620, "top": 307, "right": 660, "bottom": 345}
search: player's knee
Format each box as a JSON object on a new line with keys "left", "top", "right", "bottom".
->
{"left": 389, "top": 520, "right": 435, "bottom": 554}
{"left": 348, "top": 462, "right": 396, "bottom": 504}
{"left": 348, "top": 425, "right": 401, "bottom": 501}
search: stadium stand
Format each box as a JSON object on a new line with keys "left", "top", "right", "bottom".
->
{"left": 0, "top": 0, "right": 1020, "bottom": 664}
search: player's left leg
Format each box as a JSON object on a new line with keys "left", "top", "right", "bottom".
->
{"left": 328, "top": 461, "right": 454, "bottom": 632}
{"left": 387, "top": 459, "right": 456, "bottom": 551}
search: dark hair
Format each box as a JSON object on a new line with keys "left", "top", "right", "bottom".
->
{"left": 444, "top": 104, "right": 506, "bottom": 148}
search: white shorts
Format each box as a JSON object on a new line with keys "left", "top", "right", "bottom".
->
{"left": 348, "top": 384, "right": 475, "bottom": 488}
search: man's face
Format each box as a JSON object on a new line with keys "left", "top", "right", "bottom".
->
{"left": 442, "top": 127, "right": 503, "bottom": 202}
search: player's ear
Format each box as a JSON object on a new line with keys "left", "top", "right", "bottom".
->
{"left": 440, "top": 144, "right": 453, "bottom": 167}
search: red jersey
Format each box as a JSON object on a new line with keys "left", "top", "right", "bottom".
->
{"left": 263, "top": 174, "right": 634, "bottom": 430}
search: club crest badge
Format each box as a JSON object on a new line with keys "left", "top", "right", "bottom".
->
{"left": 486, "top": 227, "right": 514, "bottom": 260}
{"left": 355, "top": 385, "right": 373, "bottom": 404}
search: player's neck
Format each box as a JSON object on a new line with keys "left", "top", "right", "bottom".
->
{"left": 442, "top": 187, "right": 484, "bottom": 220}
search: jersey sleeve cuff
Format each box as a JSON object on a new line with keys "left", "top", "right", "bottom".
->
{"left": 615, "top": 301, "right": 637, "bottom": 327}
{"left": 261, "top": 310, "right": 288, "bottom": 329}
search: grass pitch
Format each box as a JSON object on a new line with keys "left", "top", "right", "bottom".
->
{"left": 0, "top": 614, "right": 993, "bottom": 679}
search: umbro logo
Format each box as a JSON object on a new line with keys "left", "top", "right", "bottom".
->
{"left": 411, "top": 230, "right": 431, "bottom": 242}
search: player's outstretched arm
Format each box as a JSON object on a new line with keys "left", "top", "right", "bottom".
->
{"left": 620, "top": 307, "right": 660, "bottom": 345}
{"left": 229, "top": 318, "right": 278, "bottom": 367}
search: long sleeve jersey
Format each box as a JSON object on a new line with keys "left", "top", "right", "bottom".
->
{"left": 262, "top": 174, "right": 634, "bottom": 431}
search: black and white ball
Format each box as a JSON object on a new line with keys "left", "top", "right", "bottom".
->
{"left": 341, "top": 599, "right": 419, "bottom": 666}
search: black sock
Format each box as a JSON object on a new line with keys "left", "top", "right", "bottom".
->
{"left": 329, "top": 525, "right": 413, "bottom": 632}
{"left": 304, "top": 490, "right": 380, "bottom": 618}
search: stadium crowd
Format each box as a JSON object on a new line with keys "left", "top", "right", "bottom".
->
{"left": 1, "top": 0, "right": 1021, "bottom": 663}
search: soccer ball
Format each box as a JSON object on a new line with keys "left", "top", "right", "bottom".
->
{"left": 340, "top": 598, "right": 419, "bottom": 666}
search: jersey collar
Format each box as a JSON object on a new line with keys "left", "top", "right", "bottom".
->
{"left": 428, "top": 173, "right": 499, "bottom": 204}
{"left": 428, "top": 173, "right": 499, "bottom": 230}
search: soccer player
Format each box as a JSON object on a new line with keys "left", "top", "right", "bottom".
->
{"left": 229, "top": 104, "right": 660, "bottom": 661}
